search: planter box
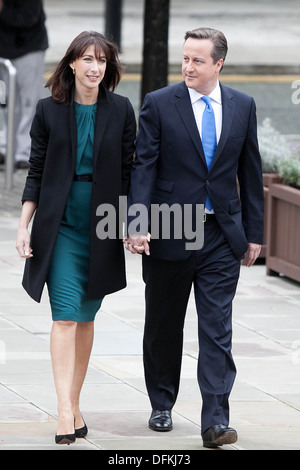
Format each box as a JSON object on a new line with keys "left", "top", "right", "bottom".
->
{"left": 266, "top": 182, "right": 300, "bottom": 282}
{"left": 260, "top": 174, "right": 282, "bottom": 258}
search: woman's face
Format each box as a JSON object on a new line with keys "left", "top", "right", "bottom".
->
{"left": 70, "top": 44, "right": 107, "bottom": 95}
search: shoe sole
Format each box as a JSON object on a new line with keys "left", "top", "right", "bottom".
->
{"left": 55, "top": 437, "right": 76, "bottom": 445}
{"left": 203, "top": 431, "right": 237, "bottom": 448}
{"left": 149, "top": 424, "right": 173, "bottom": 432}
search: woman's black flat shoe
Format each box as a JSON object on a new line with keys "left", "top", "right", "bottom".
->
{"left": 55, "top": 432, "right": 76, "bottom": 445}
{"left": 75, "top": 422, "right": 88, "bottom": 438}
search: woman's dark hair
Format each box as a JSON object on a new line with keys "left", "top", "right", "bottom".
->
{"left": 45, "top": 31, "right": 123, "bottom": 104}
{"left": 184, "top": 27, "right": 228, "bottom": 72}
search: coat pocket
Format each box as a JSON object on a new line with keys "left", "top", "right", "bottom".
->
{"left": 155, "top": 178, "right": 174, "bottom": 193}
{"left": 229, "top": 198, "right": 241, "bottom": 214}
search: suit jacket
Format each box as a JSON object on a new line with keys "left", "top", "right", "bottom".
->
{"left": 128, "top": 81, "right": 264, "bottom": 260}
{"left": 22, "top": 85, "right": 136, "bottom": 302}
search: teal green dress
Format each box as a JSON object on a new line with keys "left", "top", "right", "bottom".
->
{"left": 47, "top": 103, "right": 103, "bottom": 322}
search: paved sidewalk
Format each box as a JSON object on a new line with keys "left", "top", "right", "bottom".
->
{"left": 0, "top": 171, "right": 300, "bottom": 451}
{"left": 1, "top": 0, "right": 300, "bottom": 452}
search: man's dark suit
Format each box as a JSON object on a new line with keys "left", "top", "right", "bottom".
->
{"left": 128, "top": 81, "right": 264, "bottom": 433}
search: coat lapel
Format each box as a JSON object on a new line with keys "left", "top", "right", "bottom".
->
{"left": 174, "top": 82, "right": 236, "bottom": 173}
{"left": 69, "top": 85, "right": 112, "bottom": 173}
{"left": 93, "top": 85, "right": 111, "bottom": 168}
{"left": 174, "top": 82, "right": 206, "bottom": 166}
{"left": 69, "top": 100, "right": 77, "bottom": 170}
{"left": 209, "top": 84, "right": 235, "bottom": 172}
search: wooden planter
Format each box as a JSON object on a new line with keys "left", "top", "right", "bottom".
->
{"left": 260, "top": 174, "right": 282, "bottom": 258}
{"left": 266, "top": 182, "right": 300, "bottom": 282}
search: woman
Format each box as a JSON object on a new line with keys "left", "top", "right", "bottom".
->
{"left": 16, "top": 31, "right": 136, "bottom": 445}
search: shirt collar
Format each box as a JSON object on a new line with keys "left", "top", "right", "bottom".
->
{"left": 188, "top": 81, "right": 222, "bottom": 105}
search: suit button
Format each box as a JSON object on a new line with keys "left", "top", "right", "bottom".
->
{"left": 206, "top": 180, "right": 209, "bottom": 185}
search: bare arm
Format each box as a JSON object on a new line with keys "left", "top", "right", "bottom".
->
{"left": 16, "top": 201, "right": 37, "bottom": 258}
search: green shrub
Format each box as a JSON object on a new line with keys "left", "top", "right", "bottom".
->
{"left": 258, "top": 118, "right": 292, "bottom": 173}
{"left": 278, "top": 156, "right": 300, "bottom": 189}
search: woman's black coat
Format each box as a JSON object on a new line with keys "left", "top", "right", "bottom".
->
{"left": 22, "top": 85, "right": 136, "bottom": 302}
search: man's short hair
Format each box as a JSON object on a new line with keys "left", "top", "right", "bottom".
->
{"left": 184, "top": 27, "right": 228, "bottom": 71}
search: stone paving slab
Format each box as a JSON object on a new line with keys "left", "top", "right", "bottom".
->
{"left": 1, "top": 0, "right": 300, "bottom": 452}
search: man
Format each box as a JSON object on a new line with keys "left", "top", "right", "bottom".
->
{"left": 0, "top": 0, "right": 48, "bottom": 168}
{"left": 125, "top": 28, "right": 264, "bottom": 448}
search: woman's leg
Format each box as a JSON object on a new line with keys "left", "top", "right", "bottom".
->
{"left": 50, "top": 320, "right": 77, "bottom": 435}
{"left": 71, "top": 321, "right": 94, "bottom": 429}
{"left": 50, "top": 320, "right": 95, "bottom": 435}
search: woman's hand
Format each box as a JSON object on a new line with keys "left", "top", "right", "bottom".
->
{"left": 16, "top": 201, "right": 37, "bottom": 258}
{"left": 16, "top": 227, "right": 33, "bottom": 258}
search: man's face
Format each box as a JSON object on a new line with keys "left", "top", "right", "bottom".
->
{"left": 182, "top": 38, "right": 223, "bottom": 95}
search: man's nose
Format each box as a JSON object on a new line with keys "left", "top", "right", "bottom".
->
{"left": 185, "top": 60, "right": 194, "bottom": 71}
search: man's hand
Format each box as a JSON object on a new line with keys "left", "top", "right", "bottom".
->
{"left": 124, "top": 233, "right": 151, "bottom": 256}
{"left": 244, "top": 243, "right": 261, "bottom": 267}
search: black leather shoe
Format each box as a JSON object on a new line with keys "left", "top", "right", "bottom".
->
{"left": 75, "top": 422, "right": 88, "bottom": 438}
{"left": 202, "top": 424, "right": 237, "bottom": 448}
{"left": 149, "top": 409, "right": 173, "bottom": 432}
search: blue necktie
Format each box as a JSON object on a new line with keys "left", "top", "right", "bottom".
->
{"left": 201, "top": 96, "right": 217, "bottom": 211}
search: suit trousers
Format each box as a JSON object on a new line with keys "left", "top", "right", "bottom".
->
{"left": 142, "top": 216, "right": 241, "bottom": 433}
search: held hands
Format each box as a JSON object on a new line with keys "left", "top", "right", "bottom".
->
{"left": 124, "top": 233, "right": 151, "bottom": 256}
{"left": 123, "top": 237, "right": 261, "bottom": 265}
{"left": 244, "top": 243, "right": 261, "bottom": 267}
{"left": 16, "top": 227, "right": 33, "bottom": 258}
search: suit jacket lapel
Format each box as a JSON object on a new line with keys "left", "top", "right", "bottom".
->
{"left": 175, "top": 82, "right": 206, "bottom": 166}
{"left": 174, "top": 82, "right": 236, "bottom": 173}
{"left": 209, "top": 84, "right": 235, "bottom": 172}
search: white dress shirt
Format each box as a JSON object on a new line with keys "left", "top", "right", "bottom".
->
{"left": 188, "top": 81, "right": 222, "bottom": 143}
{"left": 188, "top": 82, "right": 222, "bottom": 213}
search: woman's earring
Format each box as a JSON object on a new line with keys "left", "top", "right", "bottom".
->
{"left": 72, "top": 68, "right": 76, "bottom": 75}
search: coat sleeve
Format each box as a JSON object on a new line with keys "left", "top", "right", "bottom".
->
{"left": 238, "top": 98, "right": 264, "bottom": 245}
{"left": 128, "top": 93, "right": 161, "bottom": 212}
{"left": 22, "top": 99, "right": 49, "bottom": 205}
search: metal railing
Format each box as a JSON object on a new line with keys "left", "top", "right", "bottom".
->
{"left": 0, "top": 58, "right": 17, "bottom": 190}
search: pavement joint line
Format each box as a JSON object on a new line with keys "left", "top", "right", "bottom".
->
{"left": 232, "top": 319, "right": 294, "bottom": 352}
